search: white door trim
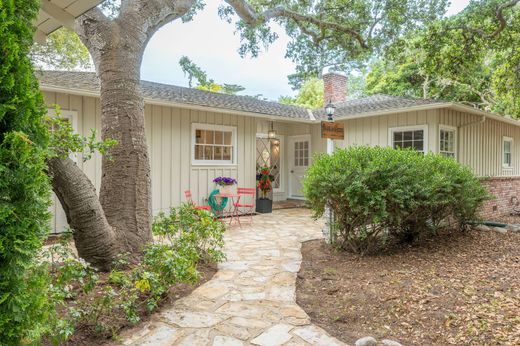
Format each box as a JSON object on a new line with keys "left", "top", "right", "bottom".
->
{"left": 288, "top": 134, "right": 311, "bottom": 199}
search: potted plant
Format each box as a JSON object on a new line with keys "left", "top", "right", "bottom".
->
{"left": 213, "top": 176, "right": 237, "bottom": 194}
{"left": 256, "top": 166, "right": 274, "bottom": 213}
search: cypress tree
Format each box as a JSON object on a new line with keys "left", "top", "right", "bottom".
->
{"left": 0, "top": 0, "right": 52, "bottom": 343}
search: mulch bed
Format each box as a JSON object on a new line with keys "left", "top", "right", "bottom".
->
{"left": 296, "top": 225, "right": 520, "bottom": 345}
{"left": 45, "top": 262, "right": 217, "bottom": 346}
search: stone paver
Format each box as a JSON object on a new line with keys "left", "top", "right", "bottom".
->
{"left": 116, "top": 209, "right": 346, "bottom": 346}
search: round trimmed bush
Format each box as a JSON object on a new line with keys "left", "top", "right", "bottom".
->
{"left": 303, "top": 146, "right": 489, "bottom": 254}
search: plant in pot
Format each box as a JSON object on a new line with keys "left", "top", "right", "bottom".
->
{"left": 256, "top": 166, "right": 274, "bottom": 213}
{"left": 213, "top": 176, "right": 237, "bottom": 194}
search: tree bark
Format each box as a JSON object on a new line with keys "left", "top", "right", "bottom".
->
{"left": 47, "top": 157, "right": 118, "bottom": 271}
{"left": 97, "top": 46, "right": 153, "bottom": 255}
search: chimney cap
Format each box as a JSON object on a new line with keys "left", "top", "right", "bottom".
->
{"left": 321, "top": 66, "right": 347, "bottom": 77}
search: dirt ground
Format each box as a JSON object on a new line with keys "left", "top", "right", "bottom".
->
{"left": 296, "top": 223, "right": 520, "bottom": 345}
{"left": 46, "top": 262, "right": 217, "bottom": 346}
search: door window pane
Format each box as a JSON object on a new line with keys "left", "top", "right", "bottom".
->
{"left": 294, "top": 140, "right": 310, "bottom": 167}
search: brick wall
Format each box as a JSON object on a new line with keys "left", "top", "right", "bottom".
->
{"left": 323, "top": 72, "right": 347, "bottom": 105}
{"left": 479, "top": 177, "right": 520, "bottom": 218}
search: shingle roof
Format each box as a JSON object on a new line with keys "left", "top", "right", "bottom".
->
{"left": 37, "top": 70, "right": 310, "bottom": 120}
{"left": 38, "top": 70, "right": 447, "bottom": 121}
{"left": 313, "top": 94, "right": 446, "bottom": 120}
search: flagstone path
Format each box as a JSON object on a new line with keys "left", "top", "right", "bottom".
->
{"left": 117, "top": 209, "right": 346, "bottom": 346}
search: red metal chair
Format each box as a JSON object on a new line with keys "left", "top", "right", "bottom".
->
{"left": 184, "top": 190, "right": 211, "bottom": 211}
{"left": 234, "top": 187, "right": 256, "bottom": 225}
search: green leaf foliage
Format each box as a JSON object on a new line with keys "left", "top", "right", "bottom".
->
{"left": 179, "top": 55, "right": 245, "bottom": 95}
{"left": 0, "top": 0, "right": 52, "bottom": 343}
{"left": 30, "top": 28, "right": 92, "bottom": 70}
{"left": 221, "top": 0, "right": 448, "bottom": 81}
{"left": 40, "top": 204, "right": 226, "bottom": 343}
{"left": 279, "top": 78, "right": 324, "bottom": 108}
{"left": 366, "top": 0, "right": 520, "bottom": 117}
{"left": 47, "top": 106, "right": 117, "bottom": 162}
{"left": 303, "top": 146, "right": 489, "bottom": 254}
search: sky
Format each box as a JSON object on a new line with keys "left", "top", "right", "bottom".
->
{"left": 141, "top": 0, "right": 471, "bottom": 101}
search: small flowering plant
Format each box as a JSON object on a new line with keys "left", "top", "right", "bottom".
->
{"left": 213, "top": 176, "right": 237, "bottom": 186}
{"left": 256, "top": 166, "right": 274, "bottom": 199}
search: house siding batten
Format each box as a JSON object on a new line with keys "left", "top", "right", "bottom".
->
{"left": 43, "top": 91, "right": 258, "bottom": 232}
{"left": 43, "top": 81, "right": 520, "bottom": 232}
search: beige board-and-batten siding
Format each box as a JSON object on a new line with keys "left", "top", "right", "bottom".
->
{"left": 335, "top": 107, "right": 520, "bottom": 178}
{"left": 43, "top": 90, "right": 316, "bottom": 233}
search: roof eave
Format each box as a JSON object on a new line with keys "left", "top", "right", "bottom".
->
{"left": 449, "top": 103, "right": 520, "bottom": 127}
{"left": 333, "top": 103, "right": 453, "bottom": 121}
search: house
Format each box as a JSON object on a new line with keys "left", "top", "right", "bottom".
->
{"left": 39, "top": 70, "right": 520, "bottom": 233}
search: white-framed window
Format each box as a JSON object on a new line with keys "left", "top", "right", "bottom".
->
{"left": 47, "top": 108, "right": 79, "bottom": 132}
{"left": 439, "top": 125, "right": 457, "bottom": 158}
{"left": 191, "top": 123, "right": 237, "bottom": 165}
{"left": 389, "top": 125, "right": 428, "bottom": 153}
{"left": 503, "top": 136, "right": 513, "bottom": 168}
{"left": 47, "top": 108, "right": 79, "bottom": 162}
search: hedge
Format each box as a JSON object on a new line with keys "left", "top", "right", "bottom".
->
{"left": 303, "top": 146, "right": 489, "bottom": 254}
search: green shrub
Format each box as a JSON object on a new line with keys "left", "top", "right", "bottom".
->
{"left": 41, "top": 203, "right": 226, "bottom": 343}
{"left": 303, "top": 146, "right": 489, "bottom": 254}
{"left": 0, "top": 0, "right": 53, "bottom": 343}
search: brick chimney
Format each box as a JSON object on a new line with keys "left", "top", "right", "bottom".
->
{"left": 323, "top": 71, "right": 347, "bottom": 106}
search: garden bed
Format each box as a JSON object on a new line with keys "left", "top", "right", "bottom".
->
{"left": 296, "top": 228, "right": 520, "bottom": 345}
{"left": 44, "top": 261, "right": 217, "bottom": 346}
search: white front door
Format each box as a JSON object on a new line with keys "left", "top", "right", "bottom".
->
{"left": 288, "top": 135, "right": 311, "bottom": 199}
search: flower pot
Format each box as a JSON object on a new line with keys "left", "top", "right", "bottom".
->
{"left": 256, "top": 198, "right": 273, "bottom": 213}
{"left": 219, "top": 184, "right": 234, "bottom": 194}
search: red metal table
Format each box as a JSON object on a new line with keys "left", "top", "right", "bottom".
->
{"left": 214, "top": 192, "right": 241, "bottom": 225}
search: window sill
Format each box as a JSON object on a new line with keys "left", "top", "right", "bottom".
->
{"left": 191, "top": 162, "right": 238, "bottom": 167}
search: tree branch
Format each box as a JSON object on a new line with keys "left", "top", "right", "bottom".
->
{"left": 450, "top": 0, "right": 519, "bottom": 39}
{"left": 75, "top": 7, "right": 114, "bottom": 66}
{"left": 438, "top": 78, "right": 495, "bottom": 106}
{"left": 225, "top": 0, "right": 369, "bottom": 49}
{"left": 119, "top": 0, "right": 197, "bottom": 43}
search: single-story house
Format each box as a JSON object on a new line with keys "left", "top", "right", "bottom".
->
{"left": 39, "top": 70, "right": 520, "bottom": 233}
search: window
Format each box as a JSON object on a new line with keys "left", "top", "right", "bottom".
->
{"left": 192, "top": 124, "right": 236, "bottom": 165}
{"left": 294, "top": 140, "right": 309, "bottom": 167}
{"left": 256, "top": 136, "right": 282, "bottom": 190}
{"left": 439, "top": 126, "right": 456, "bottom": 158}
{"left": 389, "top": 126, "right": 427, "bottom": 153}
{"left": 47, "top": 108, "right": 78, "bottom": 162}
{"left": 503, "top": 136, "right": 513, "bottom": 168}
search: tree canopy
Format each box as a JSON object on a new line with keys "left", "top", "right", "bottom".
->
{"left": 179, "top": 56, "right": 245, "bottom": 94}
{"left": 220, "top": 0, "right": 448, "bottom": 89}
{"left": 31, "top": 28, "right": 92, "bottom": 70}
{"left": 365, "top": 0, "right": 520, "bottom": 117}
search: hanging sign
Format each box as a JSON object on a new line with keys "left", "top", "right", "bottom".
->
{"left": 321, "top": 121, "right": 344, "bottom": 140}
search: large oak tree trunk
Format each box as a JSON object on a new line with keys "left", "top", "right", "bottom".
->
{"left": 97, "top": 47, "right": 153, "bottom": 255}
{"left": 47, "top": 157, "right": 118, "bottom": 271}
